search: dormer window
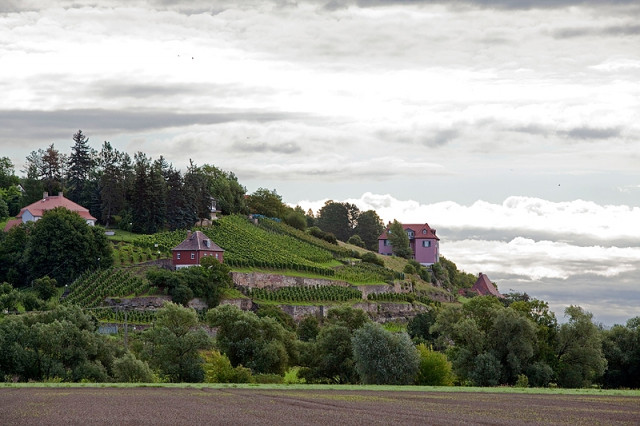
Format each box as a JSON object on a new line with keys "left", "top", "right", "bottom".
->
{"left": 422, "top": 229, "right": 427, "bottom": 234}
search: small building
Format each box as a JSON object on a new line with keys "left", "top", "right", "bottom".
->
{"left": 378, "top": 223, "right": 440, "bottom": 265}
{"left": 465, "top": 273, "right": 504, "bottom": 298}
{"left": 3, "top": 192, "right": 96, "bottom": 232}
{"left": 172, "top": 230, "right": 224, "bottom": 269}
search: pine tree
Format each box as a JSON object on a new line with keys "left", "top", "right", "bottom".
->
{"left": 67, "top": 130, "right": 95, "bottom": 206}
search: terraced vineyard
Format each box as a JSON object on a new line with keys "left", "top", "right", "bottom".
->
{"left": 248, "top": 285, "right": 362, "bottom": 303}
{"left": 64, "top": 268, "right": 150, "bottom": 308}
{"left": 334, "top": 263, "right": 403, "bottom": 284}
{"left": 367, "top": 291, "right": 440, "bottom": 306}
{"left": 92, "top": 307, "right": 157, "bottom": 324}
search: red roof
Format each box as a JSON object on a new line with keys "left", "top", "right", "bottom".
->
{"left": 470, "top": 273, "right": 504, "bottom": 298}
{"left": 378, "top": 223, "right": 439, "bottom": 240}
{"left": 4, "top": 192, "right": 96, "bottom": 232}
{"left": 2, "top": 219, "right": 22, "bottom": 233}
{"left": 172, "top": 231, "right": 224, "bottom": 252}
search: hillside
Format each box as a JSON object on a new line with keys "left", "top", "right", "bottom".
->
{"left": 65, "top": 214, "right": 453, "bottom": 324}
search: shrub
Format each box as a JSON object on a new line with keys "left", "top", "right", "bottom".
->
{"left": 283, "top": 366, "right": 306, "bottom": 384}
{"left": 347, "top": 235, "right": 366, "bottom": 248}
{"left": 403, "top": 264, "right": 416, "bottom": 275}
{"left": 515, "top": 374, "right": 529, "bottom": 388}
{"left": 527, "top": 361, "right": 554, "bottom": 387}
{"left": 113, "top": 353, "right": 155, "bottom": 383}
{"left": 33, "top": 276, "right": 58, "bottom": 300}
{"left": 361, "top": 252, "right": 384, "bottom": 267}
{"left": 202, "top": 350, "right": 253, "bottom": 383}
{"left": 469, "top": 352, "right": 501, "bottom": 386}
{"left": 415, "top": 344, "right": 454, "bottom": 386}
{"left": 253, "top": 373, "right": 284, "bottom": 384}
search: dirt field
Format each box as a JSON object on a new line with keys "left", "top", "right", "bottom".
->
{"left": 1, "top": 387, "right": 639, "bottom": 425}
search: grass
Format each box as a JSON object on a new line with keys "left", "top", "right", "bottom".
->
{"left": 105, "top": 229, "right": 145, "bottom": 243}
{"left": 1, "top": 382, "right": 638, "bottom": 396}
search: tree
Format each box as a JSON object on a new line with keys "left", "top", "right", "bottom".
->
{"left": 97, "top": 142, "right": 130, "bottom": 227}
{"left": 415, "top": 344, "right": 454, "bottom": 386}
{"left": 387, "top": 220, "right": 412, "bottom": 259}
{"left": 354, "top": 210, "right": 384, "bottom": 251}
{"left": 67, "top": 130, "right": 96, "bottom": 208}
{"left": 113, "top": 352, "right": 154, "bottom": 383}
{"left": 347, "top": 234, "right": 365, "bottom": 248}
{"left": 33, "top": 276, "right": 58, "bottom": 300}
{"left": 556, "top": 306, "right": 607, "bottom": 388}
{"left": 139, "top": 302, "right": 211, "bottom": 382}
{"left": 284, "top": 209, "right": 306, "bottom": 231}
{"left": 0, "top": 223, "right": 30, "bottom": 286}
{"left": 41, "top": 144, "right": 67, "bottom": 195}
{"left": 316, "top": 201, "right": 351, "bottom": 242}
{"left": 602, "top": 317, "right": 640, "bottom": 389}
{"left": 488, "top": 308, "right": 537, "bottom": 383}
{"left": 326, "top": 306, "right": 370, "bottom": 332}
{"left": 201, "top": 164, "right": 247, "bottom": 216}
{"left": 297, "top": 315, "right": 320, "bottom": 342}
{"left": 307, "top": 324, "right": 358, "bottom": 383}
{"left": 206, "top": 304, "right": 297, "bottom": 375}
{"left": 407, "top": 310, "right": 440, "bottom": 346}
{"left": 0, "top": 157, "right": 19, "bottom": 189}
{"left": 247, "top": 188, "right": 287, "bottom": 218}
{"left": 24, "top": 207, "right": 113, "bottom": 285}
{"left": 352, "top": 323, "right": 420, "bottom": 385}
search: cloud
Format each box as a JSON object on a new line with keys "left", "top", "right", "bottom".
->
{"left": 232, "top": 139, "right": 302, "bottom": 154}
{"left": 552, "top": 23, "right": 640, "bottom": 39}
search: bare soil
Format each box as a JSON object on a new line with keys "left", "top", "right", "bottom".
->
{"left": 1, "top": 387, "right": 638, "bottom": 425}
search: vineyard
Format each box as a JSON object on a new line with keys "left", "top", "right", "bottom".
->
{"left": 64, "top": 268, "right": 150, "bottom": 308}
{"left": 92, "top": 307, "right": 157, "bottom": 324}
{"left": 248, "top": 285, "right": 362, "bottom": 303}
{"left": 334, "top": 263, "right": 403, "bottom": 284}
{"left": 257, "top": 218, "right": 353, "bottom": 258}
{"left": 367, "top": 291, "right": 439, "bottom": 306}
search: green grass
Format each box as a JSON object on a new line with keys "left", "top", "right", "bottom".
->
{"left": 1, "top": 382, "right": 638, "bottom": 396}
{"left": 105, "top": 229, "right": 145, "bottom": 243}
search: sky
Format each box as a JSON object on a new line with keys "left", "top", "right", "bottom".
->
{"left": 1, "top": 0, "right": 639, "bottom": 325}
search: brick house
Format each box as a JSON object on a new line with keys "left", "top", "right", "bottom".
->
{"left": 172, "top": 230, "right": 224, "bottom": 269}
{"left": 378, "top": 223, "right": 440, "bottom": 265}
{"left": 3, "top": 192, "right": 96, "bottom": 232}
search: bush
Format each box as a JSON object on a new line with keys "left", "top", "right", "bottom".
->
{"left": 403, "top": 264, "right": 416, "bottom": 275}
{"left": 515, "top": 374, "right": 529, "bottom": 388}
{"left": 347, "top": 235, "right": 365, "bottom": 248}
{"left": 352, "top": 323, "right": 420, "bottom": 385}
{"left": 361, "top": 252, "right": 384, "bottom": 267}
{"left": 113, "top": 353, "right": 155, "bottom": 383}
{"left": 33, "top": 276, "right": 58, "bottom": 300}
{"left": 253, "top": 373, "right": 284, "bottom": 384}
{"left": 283, "top": 366, "right": 306, "bottom": 384}
{"left": 527, "top": 361, "right": 554, "bottom": 387}
{"left": 284, "top": 212, "right": 307, "bottom": 231}
{"left": 469, "top": 352, "right": 501, "bottom": 386}
{"left": 415, "top": 344, "right": 454, "bottom": 386}
{"left": 297, "top": 315, "right": 320, "bottom": 342}
{"left": 202, "top": 350, "right": 253, "bottom": 383}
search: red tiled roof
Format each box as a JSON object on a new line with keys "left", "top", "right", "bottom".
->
{"left": 4, "top": 192, "right": 96, "bottom": 232}
{"left": 470, "top": 273, "right": 504, "bottom": 298}
{"left": 3, "top": 219, "right": 22, "bottom": 233}
{"left": 378, "top": 223, "right": 439, "bottom": 240}
{"left": 172, "top": 231, "right": 224, "bottom": 252}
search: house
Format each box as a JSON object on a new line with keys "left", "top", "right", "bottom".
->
{"left": 3, "top": 192, "right": 96, "bottom": 232}
{"left": 463, "top": 273, "right": 504, "bottom": 298}
{"left": 378, "top": 223, "right": 440, "bottom": 265}
{"left": 172, "top": 230, "right": 224, "bottom": 269}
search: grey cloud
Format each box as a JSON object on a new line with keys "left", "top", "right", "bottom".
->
{"left": 560, "top": 127, "right": 621, "bottom": 140}
{"left": 0, "top": 109, "right": 305, "bottom": 143}
{"left": 233, "top": 140, "right": 302, "bottom": 154}
{"left": 552, "top": 23, "right": 640, "bottom": 39}
{"left": 327, "top": 0, "right": 640, "bottom": 11}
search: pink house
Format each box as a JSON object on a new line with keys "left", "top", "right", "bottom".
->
{"left": 3, "top": 192, "right": 96, "bottom": 232}
{"left": 378, "top": 223, "right": 440, "bottom": 265}
{"left": 172, "top": 230, "right": 224, "bottom": 269}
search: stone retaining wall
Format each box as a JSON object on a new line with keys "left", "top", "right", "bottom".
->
{"left": 232, "top": 272, "right": 351, "bottom": 290}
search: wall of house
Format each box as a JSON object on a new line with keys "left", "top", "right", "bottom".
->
{"left": 414, "top": 238, "right": 439, "bottom": 265}
{"left": 378, "top": 239, "right": 393, "bottom": 255}
{"left": 173, "top": 250, "right": 224, "bottom": 269}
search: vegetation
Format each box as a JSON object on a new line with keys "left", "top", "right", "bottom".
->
{"left": 64, "top": 268, "right": 149, "bottom": 308}
{"left": 248, "top": 285, "right": 362, "bottom": 304}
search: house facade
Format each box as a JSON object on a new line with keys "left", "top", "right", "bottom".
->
{"left": 3, "top": 192, "right": 96, "bottom": 232}
{"left": 378, "top": 223, "right": 440, "bottom": 265}
{"left": 172, "top": 230, "right": 224, "bottom": 269}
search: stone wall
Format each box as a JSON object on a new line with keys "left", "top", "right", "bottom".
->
{"left": 104, "top": 295, "right": 172, "bottom": 310}
{"left": 232, "top": 272, "right": 351, "bottom": 290}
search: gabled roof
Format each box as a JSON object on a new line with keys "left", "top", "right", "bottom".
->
{"left": 378, "top": 223, "right": 439, "bottom": 240}
{"left": 172, "top": 230, "right": 224, "bottom": 252}
{"left": 470, "top": 273, "right": 504, "bottom": 298}
{"left": 4, "top": 192, "right": 96, "bottom": 232}
{"left": 16, "top": 193, "right": 96, "bottom": 222}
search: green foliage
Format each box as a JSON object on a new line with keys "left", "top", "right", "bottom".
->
{"left": 602, "top": 317, "right": 640, "bottom": 389}
{"left": 25, "top": 207, "right": 113, "bottom": 285}
{"left": 113, "top": 352, "right": 154, "bottom": 383}
{"left": 326, "top": 306, "right": 370, "bottom": 332}
{"left": 305, "top": 324, "right": 358, "bottom": 384}
{"left": 354, "top": 210, "right": 384, "bottom": 251}
{"left": 347, "top": 234, "right": 365, "bottom": 248}
{"left": 415, "top": 344, "right": 454, "bottom": 386}
{"left": 297, "top": 315, "right": 320, "bottom": 342}
{"left": 284, "top": 211, "right": 307, "bottom": 231}
{"left": 316, "top": 201, "right": 353, "bottom": 242}
{"left": 258, "top": 220, "right": 350, "bottom": 257}
{"left": 206, "top": 304, "right": 297, "bottom": 375}
{"left": 256, "top": 305, "right": 296, "bottom": 332}
{"left": 556, "top": 306, "right": 607, "bottom": 388}
{"left": 334, "top": 263, "right": 401, "bottom": 284}
{"left": 403, "top": 263, "right": 416, "bottom": 274}
{"left": 515, "top": 374, "right": 529, "bottom": 388}
{"left": 247, "top": 188, "right": 288, "bottom": 218}
{"left": 0, "top": 282, "right": 21, "bottom": 311}
{"left": 352, "top": 323, "right": 420, "bottom": 385}
{"left": 368, "top": 292, "right": 435, "bottom": 306}
{"left": 360, "top": 252, "right": 384, "bottom": 267}
{"left": 201, "top": 350, "right": 253, "bottom": 383}
{"left": 139, "top": 302, "right": 211, "bottom": 382}
{"left": 33, "top": 276, "right": 58, "bottom": 300}
{"left": 526, "top": 361, "right": 554, "bottom": 387}
{"left": 388, "top": 220, "right": 412, "bottom": 259}
{"left": 283, "top": 366, "right": 306, "bottom": 384}
{"left": 407, "top": 310, "right": 440, "bottom": 345}
{"left": 469, "top": 352, "right": 502, "bottom": 386}
{"left": 307, "top": 226, "right": 338, "bottom": 245}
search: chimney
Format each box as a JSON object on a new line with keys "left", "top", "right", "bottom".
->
{"left": 58, "top": 192, "right": 63, "bottom": 197}
{"left": 43, "top": 192, "right": 48, "bottom": 199}
{"left": 187, "top": 230, "right": 192, "bottom": 239}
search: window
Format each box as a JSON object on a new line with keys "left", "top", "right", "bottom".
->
{"left": 215, "top": 253, "right": 219, "bottom": 259}
{"left": 407, "top": 230, "right": 414, "bottom": 238}
{"left": 384, "top": 240, "right": 391, "bottom": 246}
{"left": 191, "top": 252, "right": 195, "bottom": 260}
{"left": 177, "top": 253, "right": 181, "bottom": 259}
{"left": 422, "top": 229, "right": 427, "bottom": 235}
{"left": 422, "top": 240, "right": 431, "bottom": 247}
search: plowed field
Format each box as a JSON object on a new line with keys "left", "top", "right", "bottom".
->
{"left": 1, "top": 387, "right": 638, "bottom": 425}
